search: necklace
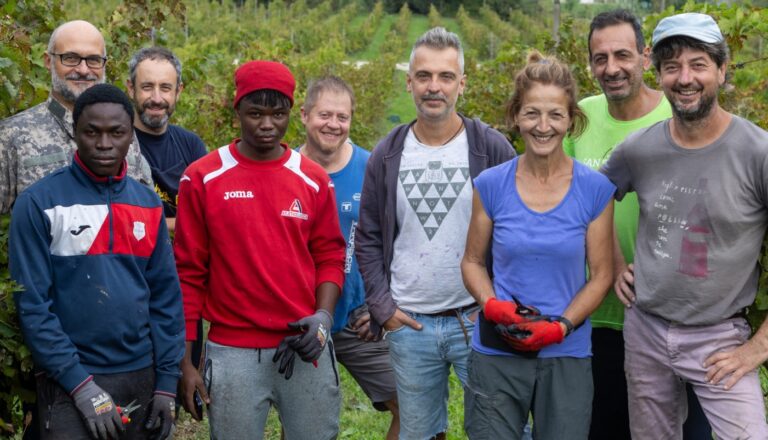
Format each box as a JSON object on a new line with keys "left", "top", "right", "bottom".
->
{"left": 413, "top": 120, "right": 465, "bottom": 146}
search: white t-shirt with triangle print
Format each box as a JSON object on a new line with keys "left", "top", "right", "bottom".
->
{"left": 390, "top": 128, "right": 475, "bottom": 313}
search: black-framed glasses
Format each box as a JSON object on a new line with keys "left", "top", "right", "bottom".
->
{"left": 49, "top": 52, "right": 108, "bottom": 68}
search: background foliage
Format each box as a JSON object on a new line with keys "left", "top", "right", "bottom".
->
{"left": 2, "top": 0, "right": 768, "bottom": 436}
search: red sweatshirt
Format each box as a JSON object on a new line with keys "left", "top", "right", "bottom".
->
{"left": 174, "top": 142, "right": 345, "bottom": 348}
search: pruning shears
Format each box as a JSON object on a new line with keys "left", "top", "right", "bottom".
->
{"left": 511, "top": 294, "right": 541, "bottom": 317}
{"left": 117, "top": 400, "right": 141, "bottom": 425}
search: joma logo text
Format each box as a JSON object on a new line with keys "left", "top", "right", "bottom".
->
{"left": 224, "top": 190, "right": 254, "bottom": 200}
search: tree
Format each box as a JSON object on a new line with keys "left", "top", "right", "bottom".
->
{"left": 553, "top": 0, "right": 561, "bottom": 45}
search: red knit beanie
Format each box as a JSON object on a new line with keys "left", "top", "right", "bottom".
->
{"left": 233, "top": 60, "right": 295, "bottom": 108}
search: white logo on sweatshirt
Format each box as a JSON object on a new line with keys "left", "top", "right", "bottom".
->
{"left": 281, "top": 199, "right": 308, "bottom": 220}
{"left": 133, "top": 221, "right": 146, "bottom": 241}
{"left": 224, "top": 190, "right": 254, "bottom": 200}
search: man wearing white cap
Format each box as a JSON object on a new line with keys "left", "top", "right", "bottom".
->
{"left": 602, "top": 12, "right": 768, "bottom": 439}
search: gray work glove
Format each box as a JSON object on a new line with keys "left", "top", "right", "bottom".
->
{"left": 144, "top": 392, "right": 176, "bottom": 440}
{"left": 287, "top": 309, "right": 333, "bottom": 363}
{"left": 71, "top": 378, "right": 124, "bottom": 440}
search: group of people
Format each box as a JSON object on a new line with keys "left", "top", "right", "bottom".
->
{"left": 3, "top": 8, "right": 768, "bottom": 440}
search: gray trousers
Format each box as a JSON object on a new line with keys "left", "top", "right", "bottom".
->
{"left": 464, "top": 350, "right": 592, "bottom": 440}
{"left": 204, "top": 340, "right": 340, "bottom": 440}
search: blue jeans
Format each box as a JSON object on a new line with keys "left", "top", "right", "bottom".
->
{"left": 385, "top": 308, "right": 476, "bottom": 440}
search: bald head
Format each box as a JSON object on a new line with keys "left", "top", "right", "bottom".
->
{"left": 45, "top": 20, "right": 106, "bottom": 108}
{"left": 47, "top": 20, "right": 105, "bottom": 56}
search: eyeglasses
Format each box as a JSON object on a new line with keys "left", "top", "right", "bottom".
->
{"left": 49, "top": 52, "right": 108, "bottom": 68}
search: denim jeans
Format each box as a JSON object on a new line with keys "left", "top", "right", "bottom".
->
{"left": 385, "top": 308, "right": 475, "bottom": 440}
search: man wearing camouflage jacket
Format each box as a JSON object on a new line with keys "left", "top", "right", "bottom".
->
{"left": 0, "top": 20, "right": 152, "bottom": 215}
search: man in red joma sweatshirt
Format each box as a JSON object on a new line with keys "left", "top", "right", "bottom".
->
{"left": 173, "top": 60, "right": 346, "bottom": 439}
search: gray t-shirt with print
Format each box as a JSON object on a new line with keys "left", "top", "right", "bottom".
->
{"left": 601, "top": 116, "right": 768, "bottom": 325}
{"left": 389, "top": 128, "right": 475, "bottom": 313}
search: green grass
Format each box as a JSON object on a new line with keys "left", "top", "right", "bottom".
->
{"left": 347, "top": 12, "right": 368, "bottom": 31}
{"left": 403, "top": 15, "right": 430, "bottom": 59}
{"left": 384, "top": 71, "right": 416, "bottom": 131}
{"left": 353, "top": 14, "right": 462, "bottom": 62}
{"left": 373, "top": 15, "right": 470, "bottom": 133}
{"left": 353, "top": 14, "right": 395, "bottom": 60}
{"left": 350, "top": 14, "right": 466, "bottom": 131}
{"left": 440, "top": 18, "right": 461, "bottom": 39}
{"left": 175, "top": 365, "right": 468, "bottom": 439}
{"left": 379, "top": 14, "right": 433, "bottom": 131}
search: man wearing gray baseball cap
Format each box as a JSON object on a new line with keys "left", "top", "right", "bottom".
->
{"left": 602, "top": 12, "right": 768, "bottom": 439}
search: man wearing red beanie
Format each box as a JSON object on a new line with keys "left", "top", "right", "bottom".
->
{"left": 173, "top": 60, "right": 346, "bottom": 439}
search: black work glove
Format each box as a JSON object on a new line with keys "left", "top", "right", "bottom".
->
{"left": 71, "top": 378, "right": 124, "bottom": 440}
{"left": 273, "top": 334, "right": 301, "bottom": 380}
{"left": 495, "top": 315, "right": 566, "bottom": 352}
{"left": 287, "top": 309, "right": 333, "bottom": 363}
{"left": 144, "top": 393, "right": 175, "bottom": 439}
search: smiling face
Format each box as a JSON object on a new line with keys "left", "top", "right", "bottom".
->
{"left": 46, "top": 22, "right": 106, "bottom": 105}
{"left": 236, "top": 96, "right": 290, "bottom": 160}
{"left": 75, "top": 102, "right": 133, "bottom": 177}
{"left": 407, "top": 46, "right": 466, "bottom": 122}
{"left": 589, "top": 23, "right": 648, "bottom": 102}
{"left": 658, "top": 47, "right": 725, "bottom": 122}
{"left": 515, "top": 83, "right": 572, "bottom": 158}
{"left": 127, "top": 58, "right": 181, "bottom": 133}
{"left": 301, "top": 90, "right": 352, "bottom": 156}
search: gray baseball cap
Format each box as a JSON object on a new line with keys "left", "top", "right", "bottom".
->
{"left": 652, "top": 13, "right": 724, "bottom": 46}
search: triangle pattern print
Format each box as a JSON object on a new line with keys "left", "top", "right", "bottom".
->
{"left": 400, "top": 160, "right": 469, "bottom": 240}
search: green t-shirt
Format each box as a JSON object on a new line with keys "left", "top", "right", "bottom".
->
{"left": 563, "top": 94, "right": 672, "bottom": 330}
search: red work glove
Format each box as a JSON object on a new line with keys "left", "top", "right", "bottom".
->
{"left": 484, "top": 296, "right": 541, "bottom": 326}
{"left": 495, "top": 317, "right": 566, "bottom": 351}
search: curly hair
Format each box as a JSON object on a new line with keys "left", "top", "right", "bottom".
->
{"left": 73, "top": 83, "right": 134, "bottom": 129}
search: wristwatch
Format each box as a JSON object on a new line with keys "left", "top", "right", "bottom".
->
{"left": 556, "top": 316, "right": 575, "bottom": 337}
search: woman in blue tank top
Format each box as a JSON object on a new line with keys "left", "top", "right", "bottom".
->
{"left": 461, "top": 51, "right": 615, "bottom": 440}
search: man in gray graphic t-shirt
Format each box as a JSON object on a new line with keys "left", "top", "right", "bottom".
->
{"left": 390, "top": 144, "right": 473, "bottom": 313}
{"left": 355, "top": 27, "right": 515, "bottom": 439}
{"left": 602, "top": 12, "right": 768, "bottom": 439}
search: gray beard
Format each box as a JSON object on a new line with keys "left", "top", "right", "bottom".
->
{"left": 139, "top": 110, "right": 169, "bottom": 130}
{"left": 51, "top": 71, "right": 103, "bottom": 103}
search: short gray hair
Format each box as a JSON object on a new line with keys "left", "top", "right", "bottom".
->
{"left": 409, "top": 27, "right": 464, "bottom": 74}
{"left": 46, "top": 26, "right": 61, "bottom": 54}
{"left": 128, "top": 47, "right": 183, "bottom": 88}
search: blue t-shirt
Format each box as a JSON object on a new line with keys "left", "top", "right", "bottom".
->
{"left": 298, "top": 144, "right": 370, "bottom": 333}
{"left": 471, "top": 157, "right": 615, "bottom": 358}
{"left": 136, "top": 125, "right": 207, "bottom": 217}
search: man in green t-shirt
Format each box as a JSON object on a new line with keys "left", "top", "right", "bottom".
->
{"left": 564, "top": 9, "right": 709, "bottom": 440}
